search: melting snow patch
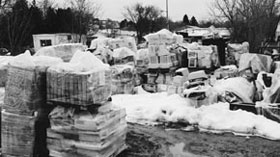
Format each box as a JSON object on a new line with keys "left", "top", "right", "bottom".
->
{"left": 112, "top": 93, "right": 280, "bottom": 140}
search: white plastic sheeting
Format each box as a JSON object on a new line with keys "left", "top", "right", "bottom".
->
{"left": 49, "top": 50, "right": 110, "bottom": 73}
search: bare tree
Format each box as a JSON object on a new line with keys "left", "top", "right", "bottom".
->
{"left": 123, "top": 3, "right": 162, "bottom": 42}
{"left": 38, "top": 0, "right": 53, "bottom": 17}
{"left": 212, "top": 0, "right": 280, "bottom": 52}
{"left": 70, "top": 0, "right": 101, "bottom": 41}
{"left": 0, "top": 0, "right": 12, "bottom": 13}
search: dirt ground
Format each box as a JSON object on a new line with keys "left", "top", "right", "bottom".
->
{"left": 118, "top": 123, "right": 280, "bottom": 157}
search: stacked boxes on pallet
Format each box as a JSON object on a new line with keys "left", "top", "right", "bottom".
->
{"left": 145, "top": 29, "right": 180, "bottom": 70}
{"left": 2, "top": 54, "right": 63, "bottom": 157}
{"left": 111, "top": 65, "right": 135, "bottom": 95}
{"left": 46, "top": 52, "right": 127, "bottom": 157}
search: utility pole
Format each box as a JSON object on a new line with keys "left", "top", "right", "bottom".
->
{"left": 166, "top": 0, "right": 169, "bottom": 30}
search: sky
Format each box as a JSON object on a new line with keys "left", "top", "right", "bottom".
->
{"left": 50, "top": 0, "right": 214, "bottom": 22}
{"left": 94, "top": 0, "right": 214, "bottom": 21}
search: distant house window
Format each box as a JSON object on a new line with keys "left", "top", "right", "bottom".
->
{"left": 40, "top": 40, "right": 52, "bottom": 47}
{"left": 67, "top": 35, "right": 72, "bottom": 40}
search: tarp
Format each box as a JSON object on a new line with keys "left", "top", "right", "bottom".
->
{"left": 35, "top": 43, "right": 87, "bottom": 62}
{"left": 227, "top": 42, "right": 249, "bottom": 65}
{"left": 213, "top": 77, "right": 255, "bottom": 104}
{"left": 239, "top": 53, "right": 272, "bottom": 74}
{"left": 113, "top": 47, "right": 136, "bottom": 59}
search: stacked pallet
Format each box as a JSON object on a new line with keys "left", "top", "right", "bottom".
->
{"left": 46, "top": 52, "right": 127, "bottom": 157}
{"left": 47, "top": 104, "right": 127, "bottom": 157}
{"left": 111, "top": 65, "right": 135, "bottom": 95}
{"left": 1, "top": 52, "right": 63, "bottom": 157}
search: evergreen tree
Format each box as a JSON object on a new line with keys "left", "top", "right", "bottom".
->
{"left": 190, "top": 16, "right": 198, "bottom": 26}
{"left": 183, "top": 14, "right": 189, "bottom": 25}
{"left": 120, "top": 19, "right": 128, "bottom": 29}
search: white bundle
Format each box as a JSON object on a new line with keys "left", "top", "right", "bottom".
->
{"left": 113, "top": 47, "right": 136, "bottom": 59}
{"left": 9, "top": 50, "right": 63, "bottom": 69}
{"left": 49, "top": 50, "right": 110, "bottom": 73}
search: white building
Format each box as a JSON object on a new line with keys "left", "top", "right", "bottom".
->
{"left": 32, "top": 33, "right": 86, "bottom": 51}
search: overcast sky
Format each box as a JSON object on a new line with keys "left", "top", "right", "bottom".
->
{"left": 42, "top": 0, "right": 214, "bottom": 22}
{"left": 95, "top": 0, "right": 214, "bottom": 21}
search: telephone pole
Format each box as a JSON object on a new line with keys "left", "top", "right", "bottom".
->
{"left": 166, "top": 0, "right": 169, "bottom": 30}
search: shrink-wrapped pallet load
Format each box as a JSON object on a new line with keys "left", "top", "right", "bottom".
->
{"left": 144, "top": 29, "right": 182, "bottom": 70}
{"left": 135, "top": 49, "right": 149, "bottom": 73}
{"left": 4, "top": 52, "right": 63, "bottom": 116}
{"left": 34, "top": 43, "right": 87, "bottom": 62}
{"left": 45, "top": 50, "right": 127, "bottom": 157}
{"left": 113, "top": 47, "right": 136, "bottom": 66}
{"left": 2, "top": 51, "right": 63, "bottom": 157}
{"left": 0, "top": 56, "right": 13, "bottom": 87}
{"left": 2, "top": 110, "right": 35, "bottom": 157}
{"left": 214, "top": 65, "right": 238, "bottom": 79}
{"left": 111, "top": 65, "right": 135, "bottom": 95}
{"left": 47, "top": 51, "right": 112, "bottom": 106}
{"left": 47, "top": 104, "right": 127, "bottom": 157}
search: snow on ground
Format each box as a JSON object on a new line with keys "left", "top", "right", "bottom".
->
{"left": 112, "top": 92, "right": 280, "bottom": 140}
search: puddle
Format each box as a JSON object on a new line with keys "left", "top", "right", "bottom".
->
{"left": 169, "top": 143, "right": 209, "bottom": 157}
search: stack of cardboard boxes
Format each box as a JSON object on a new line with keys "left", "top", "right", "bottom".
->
{"left": 46, "top": 61, "right": 127, "bottom": 157}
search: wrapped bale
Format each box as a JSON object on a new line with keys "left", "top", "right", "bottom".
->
{"left": 1, "top": 110, "right": 35, "bottom": 157}
{"left": 34, "top": 43, "right": 87, "bottom": 62}
{"left": 0, "top": 87, "right": 4, "bottom": 104}
{"left": 4, "top": 65, "right": 47, "bottom": 116}
{"left": 113, "top": 47, "right": 136, "bottom": 66}
{"left": 47, "top": 51, "right": 112, "bottom": 106}
{"left": 47, "top": 104, "right": 127, "bottom": 157}
{"left": 112, "top": 80, "right": 135, "bottom": 95}
{"left": 108, "top": 37, "right": 137, "bottom": 52}
{"left": 111, "top": 65, "right": 135, "bottom": 95}
{"left": 214, "top": 65, "right": 238, "bottom": 79}
{"left": 47, "top": 68, "right": 112, "bottom": 106}
{"left": 135, "top": 49, "right": 149, "bottom": 74}
{"left": 0, "top": 56, "right": 14, "bottom": 87}
{"left": 4, "top": 53, "right": 63, "bottom": 116}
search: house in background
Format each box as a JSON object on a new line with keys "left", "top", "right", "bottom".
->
{"left": 176, "top": 25, "right": 230, "bottom": 43}
{"left": 33, "top": 33, "right": 86, "bottom": 51}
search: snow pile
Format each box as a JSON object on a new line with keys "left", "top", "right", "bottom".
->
{"left": 112, "top": 92, "right": 193, "bottom": 125}
{"left": 49, "top": 50, "right": 110, "bottom": 73}
{"left": 112, "top": 92, "right": 280, "bottom": 140}
{"left": 197, "top": 103, "right": 280, "bottom": 140}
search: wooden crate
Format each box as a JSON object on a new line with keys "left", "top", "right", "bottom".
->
{"left": 47, "top": 70, "right": 112, "bottom": 106}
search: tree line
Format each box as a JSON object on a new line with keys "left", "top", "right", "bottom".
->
{"left": 122, "top": 3, "right": 200, "bottom": 42}
{"left": 212, "top": 0, "right": 280, "bottom": 52}
{"left": 0, "top": 0, "right": 98, "bottom": 55}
